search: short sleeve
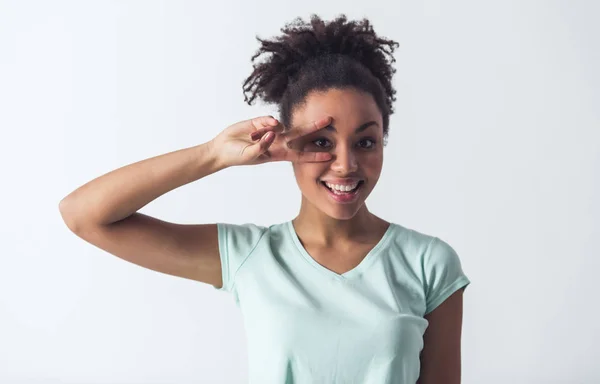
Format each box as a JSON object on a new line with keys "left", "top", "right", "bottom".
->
{"left": 422, "top": 237, "right": 470, "bottom": 315}
{"left": 213, "top": 222, "right": 267, "bottom": 292}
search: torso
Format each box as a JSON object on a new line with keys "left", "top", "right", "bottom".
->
{"left": 216, "top": 219, "right": 461, "bottom": 383}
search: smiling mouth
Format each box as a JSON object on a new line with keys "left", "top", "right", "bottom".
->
{"left": 320, "top": 180, "right": 365, "bottom": 195}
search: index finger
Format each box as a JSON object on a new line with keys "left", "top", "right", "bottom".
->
{"left": 266, "top": 144, "right": 333, "bottom": 163}
{"left": 283, "top": 116, "right": 332, "bottom": 143}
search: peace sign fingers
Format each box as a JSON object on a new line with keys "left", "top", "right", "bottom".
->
{"left": 281, "top": 116, "right": 332, "bottom": 144}
{"left": 252, "top": 116, "right": 333, "bottom": 163}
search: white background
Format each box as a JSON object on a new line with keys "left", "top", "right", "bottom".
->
{"left": 1, "top": 0, "right": 598, "bottom": 383}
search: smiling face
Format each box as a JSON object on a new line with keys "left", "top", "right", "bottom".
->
{"left": 290, "top": 87, "right": 385, "bottom": 221}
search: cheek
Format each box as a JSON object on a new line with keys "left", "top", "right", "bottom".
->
{"left": 362, "top": 152, "right": 384, "bottom": 172}
{"left": 292, "top": 163, "right": 323, "bottom": 186}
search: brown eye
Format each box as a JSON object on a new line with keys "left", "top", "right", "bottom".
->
{"left": 312, "top": 138, "right": 332, "bottom": 148}
{"left": 359, "top": 138, "right": 376, "bottom": 149}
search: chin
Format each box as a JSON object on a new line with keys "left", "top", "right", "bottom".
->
{"left": 317, "top": 182, "right": 373, "bottom": 220}
{"left": 323, "top": 207, "right": 362, "bottom": 221}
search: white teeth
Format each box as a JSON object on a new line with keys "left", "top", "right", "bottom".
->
{"left": 324, "top": 182, "right": 360, "bottom": 192}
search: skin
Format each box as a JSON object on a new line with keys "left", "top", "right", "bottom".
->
{"left": 289, "top": 87, "right": 388, "bottom": 246}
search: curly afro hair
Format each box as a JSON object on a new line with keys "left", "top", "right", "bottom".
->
{"left": 242, "top": 14, "right": 400, "bottom": 141}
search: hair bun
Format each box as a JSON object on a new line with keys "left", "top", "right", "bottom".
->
{"left": 243, "top": 14, "right": 399, "bottom": 106}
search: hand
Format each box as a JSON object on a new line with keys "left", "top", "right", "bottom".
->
{"left": 209, "top": 115, "right": 333, "bottom": 168}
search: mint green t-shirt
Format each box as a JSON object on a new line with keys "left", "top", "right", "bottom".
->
{"left": 213, "top": 221, "right": 470, "bottom": 384}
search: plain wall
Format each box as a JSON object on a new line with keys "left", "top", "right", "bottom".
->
{"left": 1, "top": 0, "right": 598, "bottom": 383}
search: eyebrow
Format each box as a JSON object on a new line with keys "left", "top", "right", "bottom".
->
{"left": 325, "top": 121, "right": 379, "bottom": 133}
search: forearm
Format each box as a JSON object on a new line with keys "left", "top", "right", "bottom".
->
{"left": 59, "top": 141, "right": 224, "bottom": 230}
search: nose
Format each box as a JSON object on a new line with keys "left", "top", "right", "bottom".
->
{"left": 330, "top": 144, "right": 358, "bottom": 174}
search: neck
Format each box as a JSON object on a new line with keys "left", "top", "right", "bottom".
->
{"left": 292, "top": 197, "right": 380, "bottom": 247}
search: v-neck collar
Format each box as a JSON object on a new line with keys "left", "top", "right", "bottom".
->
{"left": 286, "top": 220, "right": 395, "bottom": 281}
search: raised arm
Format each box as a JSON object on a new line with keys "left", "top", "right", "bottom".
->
{"left": 59, "top": 141, "right": 227, "bottom": 285}
{"left": 58, "top": 115, "right": 333, "bottom": 286}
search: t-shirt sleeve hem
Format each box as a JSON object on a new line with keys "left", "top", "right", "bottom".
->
{"left": 212, "top": 222, "right": 230, "bottom": 292}
{"left": 212, "top": 222, "right": 267, "bottom": 293}
{"left": 425, "top": 276, "right": 470, "bottom": 315}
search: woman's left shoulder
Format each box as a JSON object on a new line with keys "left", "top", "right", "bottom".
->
{"left": 386, "top": 222, "right": 465, "bottom": 266}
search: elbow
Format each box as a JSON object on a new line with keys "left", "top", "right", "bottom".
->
{"left": 59, "top": 197, "right": 83, "bottom": 233}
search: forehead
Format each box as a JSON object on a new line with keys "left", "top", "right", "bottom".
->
{"left": 291, "top": 88, "right": 382, "bottom": 127}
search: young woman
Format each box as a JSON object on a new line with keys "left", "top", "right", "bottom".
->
{"left": 60, "top": 14, "right": 470, "bottom": 384}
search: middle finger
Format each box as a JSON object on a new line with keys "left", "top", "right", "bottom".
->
{"left": 249, "top": 116, "right": 331, "bottom": 143}
{"left": 249, "top": 123, "right": 284, "bottom": 141}
{"left": 282, "top": 116, "right": 332, "bottom": 144}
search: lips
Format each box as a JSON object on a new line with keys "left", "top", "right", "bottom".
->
{"left": 320, "top": 180, "right": 364, "bottom": 204}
